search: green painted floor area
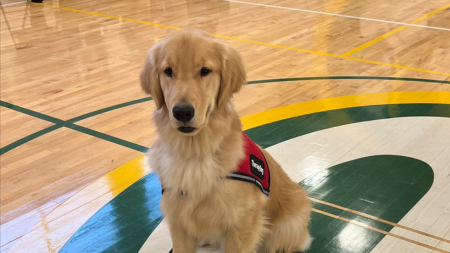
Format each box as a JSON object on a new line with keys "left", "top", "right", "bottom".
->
{"left": 59, "top": 173, "right": 163, "bottom": 253}
{"left": 60, "top": 155, "right": 433, "bottom": 253}
{"left": 302, "top": 155, "right": 433, "bottom": 253}
{"left": 60, "top": 103, "right": 442, "bottom": 252}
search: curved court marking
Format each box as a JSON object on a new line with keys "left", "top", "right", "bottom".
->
{"left": 262, "top": 118, "right": 450, "bottom": 253}
{"left": 9, "top": 91, "right": 450, "bottom": 253}
{"left": 29, "top": 2, "right": 450, "bottom": 77}
{"left": 2, "top": 76, "right": 450, "bottom": 155}
{"left": 241, "top": 91, "right": 450, "bottom": 130}
{"left": 220, "top": 0, "right": 450, "bottom": 32}
{"left": 246, "top": 76, "right": 450, "bottom": 85}
{"left": 0, "top": 76, "right": 450, "bottom": 155}
{"left": 66, "top": 97, "right": 153, "bottom": 123}
{"left": 304, "top": 155, "right": 437, "bottom": 252}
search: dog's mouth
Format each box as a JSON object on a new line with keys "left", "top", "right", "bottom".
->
{"left": 178, "top": 126, "right": 197, "bottom": 133}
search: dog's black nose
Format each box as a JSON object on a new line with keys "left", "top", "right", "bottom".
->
{"left": 172, "top": 105, "right": 195, "bottom": 123}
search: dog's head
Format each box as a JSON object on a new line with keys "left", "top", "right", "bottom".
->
{"left": 140, "top": 29, "right": 246, "bottom": 135}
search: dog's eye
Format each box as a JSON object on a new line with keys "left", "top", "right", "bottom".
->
{"left": 200, "top": 67, "right": 211, "bottom": 77}
{"left": 164, "top": 67, "right": 173, "bottom": 77}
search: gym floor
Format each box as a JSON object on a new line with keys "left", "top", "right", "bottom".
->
{"left": 1, "top": 0, "right": 450, "bottom": 252}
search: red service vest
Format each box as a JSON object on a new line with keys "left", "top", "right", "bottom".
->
{"left": 227, "top": 133, "right": 270, "bottom": 196}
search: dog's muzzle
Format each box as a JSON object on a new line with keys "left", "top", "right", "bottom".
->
{"left": 173, "top": 105, "right": 196, "bottom": 133}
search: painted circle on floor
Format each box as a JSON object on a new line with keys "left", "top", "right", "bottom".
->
{"left": 60, "top": 101, "right": 450, "bottom": 253}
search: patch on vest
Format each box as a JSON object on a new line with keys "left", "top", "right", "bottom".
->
{"left": 227, "top": 132, "right": 270, "bottom": 196}
{"left": 250, "top": 155, "right": 264, "bottom": 180}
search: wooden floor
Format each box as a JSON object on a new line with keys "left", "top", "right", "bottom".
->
{"left": 1, "top": 0, "right": 450, "bottom": 252}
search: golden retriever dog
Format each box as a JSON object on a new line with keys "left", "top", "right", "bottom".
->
{"left": 140, "top": 28, "right": 312, "bottom": 253}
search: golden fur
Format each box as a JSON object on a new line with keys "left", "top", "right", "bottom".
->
{"left": 140, "top": 29, "right": 312, "bottom": 253}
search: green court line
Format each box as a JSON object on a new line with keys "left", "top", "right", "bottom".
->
{"left": 1, "top": 100, "right": 66, "bottom": 125}
{"left": 2, "top": 76, "right": 449, "bottom": 155}
{"left": 0, "top": 101, "right": 148, "bottom": 154}
{"left": 0, "top": 125, "right": 61, "bottom": 156}
{"left": 67, "top": 97, "right": 153, "bottom": 123}
{"left": 67, "top": 124, "right": 148, "bottom": 153}
{"left": 246, "top": 76, "right": 450, "bottom": 85}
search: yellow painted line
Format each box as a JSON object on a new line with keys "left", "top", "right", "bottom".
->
{"left": 212, "top": 34, "right": 449, "bottom": 76}
{"left": 409, "top": 3, "right": 450, "bottom": 25}
{"left": 104, "top": 155, "right": 151, "bottom": 195}
{"left": 241, "top": 91, "right": 450, "bottom": 130}
{"left": 342, "top": 26, "right": 408, "bottom": 57}
{"left": 309, "top": 197, "right": 450, "bottom": 245}
{"left": 342, "top": 3, "right": 450, "bottom": 57}
{"left": 31, "top": 2, "right": 450, "bottom": 77}
{"left": 312, "top": 208, "right": 450, "bottom": 253}
{"left": 10, "top": 91, "right": 450, "bottom": 252}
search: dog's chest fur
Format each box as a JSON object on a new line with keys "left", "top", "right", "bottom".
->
{"left": 148, "top": 130, "right": 244, "bottom": 196}
{"left": 151, "top": 146, "right": 223, "bottom": 196}
{"left": 148, "top": 137, "right": 248, "bottom": 238}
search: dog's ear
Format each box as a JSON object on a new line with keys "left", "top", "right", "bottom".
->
{"left": 140, "top": 46, "right": 165, "bottom": 109}
{"left": 217, "top": 43, "right": 246, "bottom": 109}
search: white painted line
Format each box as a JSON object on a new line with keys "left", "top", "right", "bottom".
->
{"left": 222, "top": 0, "right": 450, "bottom": 32}
{"left": 0, "top": 1, "right": 27, "bottom": 6}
